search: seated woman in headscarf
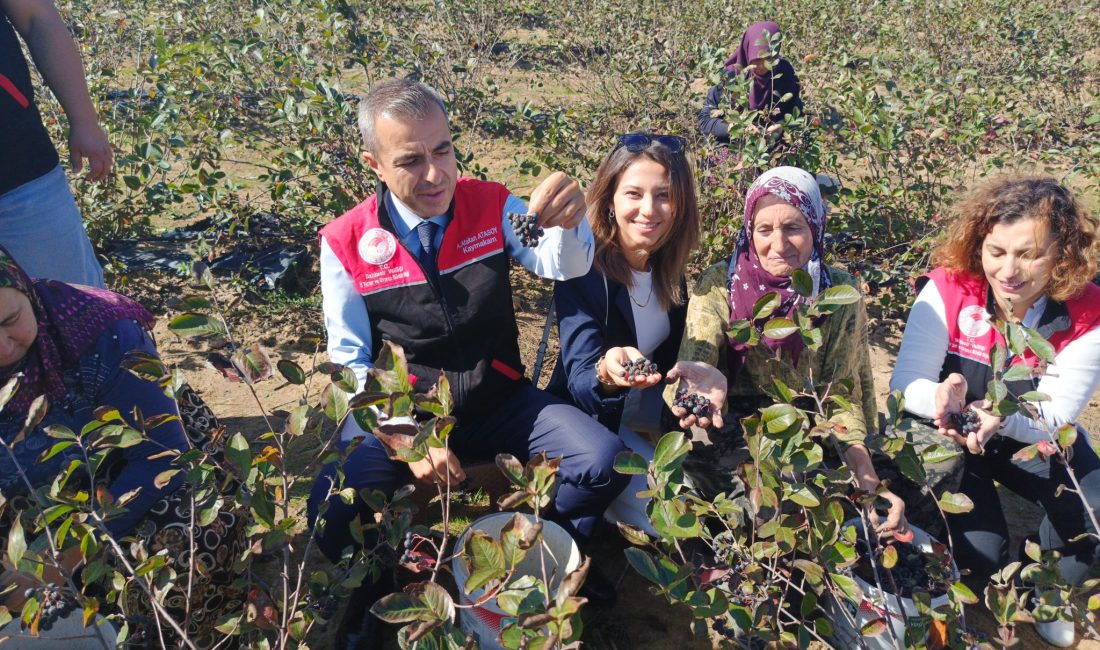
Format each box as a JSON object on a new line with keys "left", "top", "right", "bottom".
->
{"left": 0, "top": 246, "right": 240, "bottom": 647}
{"left": 667, "top": 166, "right": 906, "bottom": 537}
{"left": 698, "top": 21, "right": 805, "bottom": 143}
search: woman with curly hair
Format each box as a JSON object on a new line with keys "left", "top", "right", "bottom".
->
{"left": 890, "top": 177, "right": 1100, "bottom": 647}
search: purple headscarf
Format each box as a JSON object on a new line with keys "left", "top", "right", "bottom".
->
{"left": 726, "top": 167, "right": 832, "bottom": 378}
{"left": 0, "top": 246, "right": 155, "bottom": 413}
{"left": 724, "top": 21, "right": 788, "bottom": 111}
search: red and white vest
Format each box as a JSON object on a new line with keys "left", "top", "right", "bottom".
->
{"left": 920, "top": 268, "right": 1100, "bottom": 403}
{"left": 321, "top": 179, "right": 525, "bottom": 418}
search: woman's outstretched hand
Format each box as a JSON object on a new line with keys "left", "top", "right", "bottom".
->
{"left": 598, "top": 346, "right": 663, "bottom": 391}
{"left": 666, "top": 361, "right": 726, "bottom": 429}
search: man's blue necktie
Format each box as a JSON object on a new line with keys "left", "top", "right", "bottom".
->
{"left": 416, "top": 220, "right": 439, "bottom": 278}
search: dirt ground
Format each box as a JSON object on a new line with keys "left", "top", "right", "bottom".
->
{"left": 144, "top": 267, "right": 1100, "bottom": 649}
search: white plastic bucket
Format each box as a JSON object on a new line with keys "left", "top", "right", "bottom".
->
{"left": 0, "top": 612, "right": 118, "bottom": 648}
{"left": 452, "top": 513, "right": 581, "bottom": 650}
{"left": 828, "top": 519, "right": 960, "bottom": 650}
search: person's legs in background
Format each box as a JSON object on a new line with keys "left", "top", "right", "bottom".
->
{"left": 0, "top": 165, "right": 104, "bottom": 287}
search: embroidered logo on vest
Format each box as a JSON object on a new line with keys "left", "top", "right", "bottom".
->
{"left": 358, "top": 228, "right": 397, "bottom": 266}
{"left": 957, "top": 304, "right": 991, "bottom": 339}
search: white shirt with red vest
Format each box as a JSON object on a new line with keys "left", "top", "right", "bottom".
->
{"left": 890, "top": 269, "right": 1100, "bottom": 444}
{"left": 320, "top": 180, "right": 594, "bottom": 391}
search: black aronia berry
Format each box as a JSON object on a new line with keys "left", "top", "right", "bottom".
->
{"left": 674, "top": 390, "right": 712, "bottom": 418}
{"left": 507, "top": 212, "right": 544, "bottom": 247}
{"left": 620, "top": 357, "right": 658, "bottom": 382}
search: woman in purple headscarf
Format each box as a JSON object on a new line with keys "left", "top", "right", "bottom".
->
{"left": 698, "top": 21, "right": 805, "bottom": 142}
{"left": 664, "top": 167, "right": 906, "bottom": 538}
{"left": 0, "top": 246, "right": 241, "bottom": 647}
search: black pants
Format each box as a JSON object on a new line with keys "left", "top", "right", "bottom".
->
{"left": 948, "top": 431, "right": 1100, "bottom": 581}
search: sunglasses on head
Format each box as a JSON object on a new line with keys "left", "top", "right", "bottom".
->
{"left": 616, "top": 132, "right": 688, "bottom": 154}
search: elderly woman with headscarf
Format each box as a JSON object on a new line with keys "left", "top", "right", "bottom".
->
{"left": 0, "top": 246, "right": 240, "bottom": 647}
{"left": 698, "top": 21, "right": 805, "bottom": 142}
{"left": 665, "top": 166, "right": 905, "bottom": 537}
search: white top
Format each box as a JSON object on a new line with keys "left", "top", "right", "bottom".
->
{"left": 621, "top": 269, "right": 671, "bottom": 432}
{"left": 889, "top": 281, "right": 1100, "bottom": 443}
{"left": 628, "top": 269, "right": 671, "bottom": 357}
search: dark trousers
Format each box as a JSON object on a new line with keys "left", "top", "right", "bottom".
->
{"left": 947, "top": 431, "right": 1100, "bottom": 581}
{"left": 307, "top": 383, "right": 630, "bottom": 562}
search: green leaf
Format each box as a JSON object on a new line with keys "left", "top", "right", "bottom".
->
{"left": 816, "top": 285, "right": 861, "bottom": 306}
{"left": 277, "top": 359, "right": 307, "bottom": 385}
{"left": 950, "top": 581, "right": 979, "bottom": 604}
{"left": 370, "top": 591, "right": 426, "bottom": 624}
{"left": 616, "top": 522, "right": 652, "bottom": 546}
{"left": 624, "top": 547, "right": 661, "bottom": 585}
{"left": 38, "top": 440, "right": 74, "bottom": 463}
{"left": 881, "top": 545, "right": 897, "bottom": 569}
{"left": 829, "top": 572, "right": 862, "bottom": 602}
{"left": 650, "top": 498, "right": 702, "bottom": 539}
{"left": 333, "top": 367, "right": 358, "bottom": 394}
{"left": 788, "top": 484, "right": 820, "bottom": 507}
{"left": 751, "top": 292, "right": 782, "bottom": 321}
{"left": 7, "top": 518, "right": 25, "bottom": 567}
{"left": 167, "top": 312, "right": 228, "bottom": 338}
{"left": 1018, "top": 390, "right": 1050, "bottom": 403}
{"left": 500, "top": 513, "right": 540, "bottom": 567}
{"left": 762, "top": 317, "right": 799, "bottom": 340}
{"left": 726, "top": 319, "right": 760, "bottom": 346}
{"left": 226, "top": 432, "right": 251, "bottom": 474}
{"left": 1058, "top": 425, "right": 1078, "bottom": 450}
{"left": 613, "top": 450, "right": 649, "bottom": 475}
{"left": 1001, "top": 364, "right": 1035, "bottom": 382}
{"left": 462, "top": 531, "right": 507, "bottom": 594}
{"left": 0, "top": 376, "right": 19, "bottom": 412}
{"left": 921, "top": 443, "right": 962, "bottom": 466}
{"left": 154, "top": 469, "right": 180, "bottom": 489}
{"left": 323, "top": 383, "right": 350, "bottom": 422}
{"left": 495, "top": 453, "right": 526, "bottom": 486}
{"left": 761, "top": 403, "right": 801, "bottom": 434}
{"left": 234, "top": 344, "right": 273, "bottom": 384}
{"left": 1023, "top": 326, "right": 1056, "bottom": 362}
{"left": 652, "top": 432, "right": 690, "bottom": 473}
{"left": 419, "top": 581, "right": 456, "bottom": 623}
{"left": 791, "top": 269, "right": 814, "bottom": 297}
{"left": 938, "top": 491, "right": 975, "bottom": 514}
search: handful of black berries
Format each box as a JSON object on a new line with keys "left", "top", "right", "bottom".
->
{"left": 674, "top": 389, "right": 712, "bottom": 418}
{"left": 948, "top": 409, "right": 980, "bottom": 435}
{"left": 25, "top": 583, "right": 75, "bottom": 630}
{"left": 507, "top": 212, "right": 544, "bottom": 247}
{"left": 620, "top": 357, "right": 658, "bottom": 381}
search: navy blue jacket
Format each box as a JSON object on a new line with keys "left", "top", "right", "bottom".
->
{"left": 548, "top": 267, "right": 687, "bottom": 432}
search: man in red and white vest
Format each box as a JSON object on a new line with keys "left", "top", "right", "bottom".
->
{"left": 308, "top": 79, "right": 628, "bottom": 647}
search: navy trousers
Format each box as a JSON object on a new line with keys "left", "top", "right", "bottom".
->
{"left": 947, "top": 431, "right": 1100, "bottom": 581}
{"left": 307, "top": 382, "right": 630, "bottom": 561}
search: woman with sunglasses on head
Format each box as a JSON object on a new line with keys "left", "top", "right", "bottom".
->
{"left": 548, "top": 132, "right": 714, "bottom": 534}
{"left": 890, "top": 177, "right": 1100, "bottom": 647}
{"left": 666, "top": 166, "right": 907, "bottom": 538}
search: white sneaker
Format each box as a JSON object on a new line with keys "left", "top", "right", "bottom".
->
{"left": 1035, "top": 616, "right": 1075, "bottom": 647}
